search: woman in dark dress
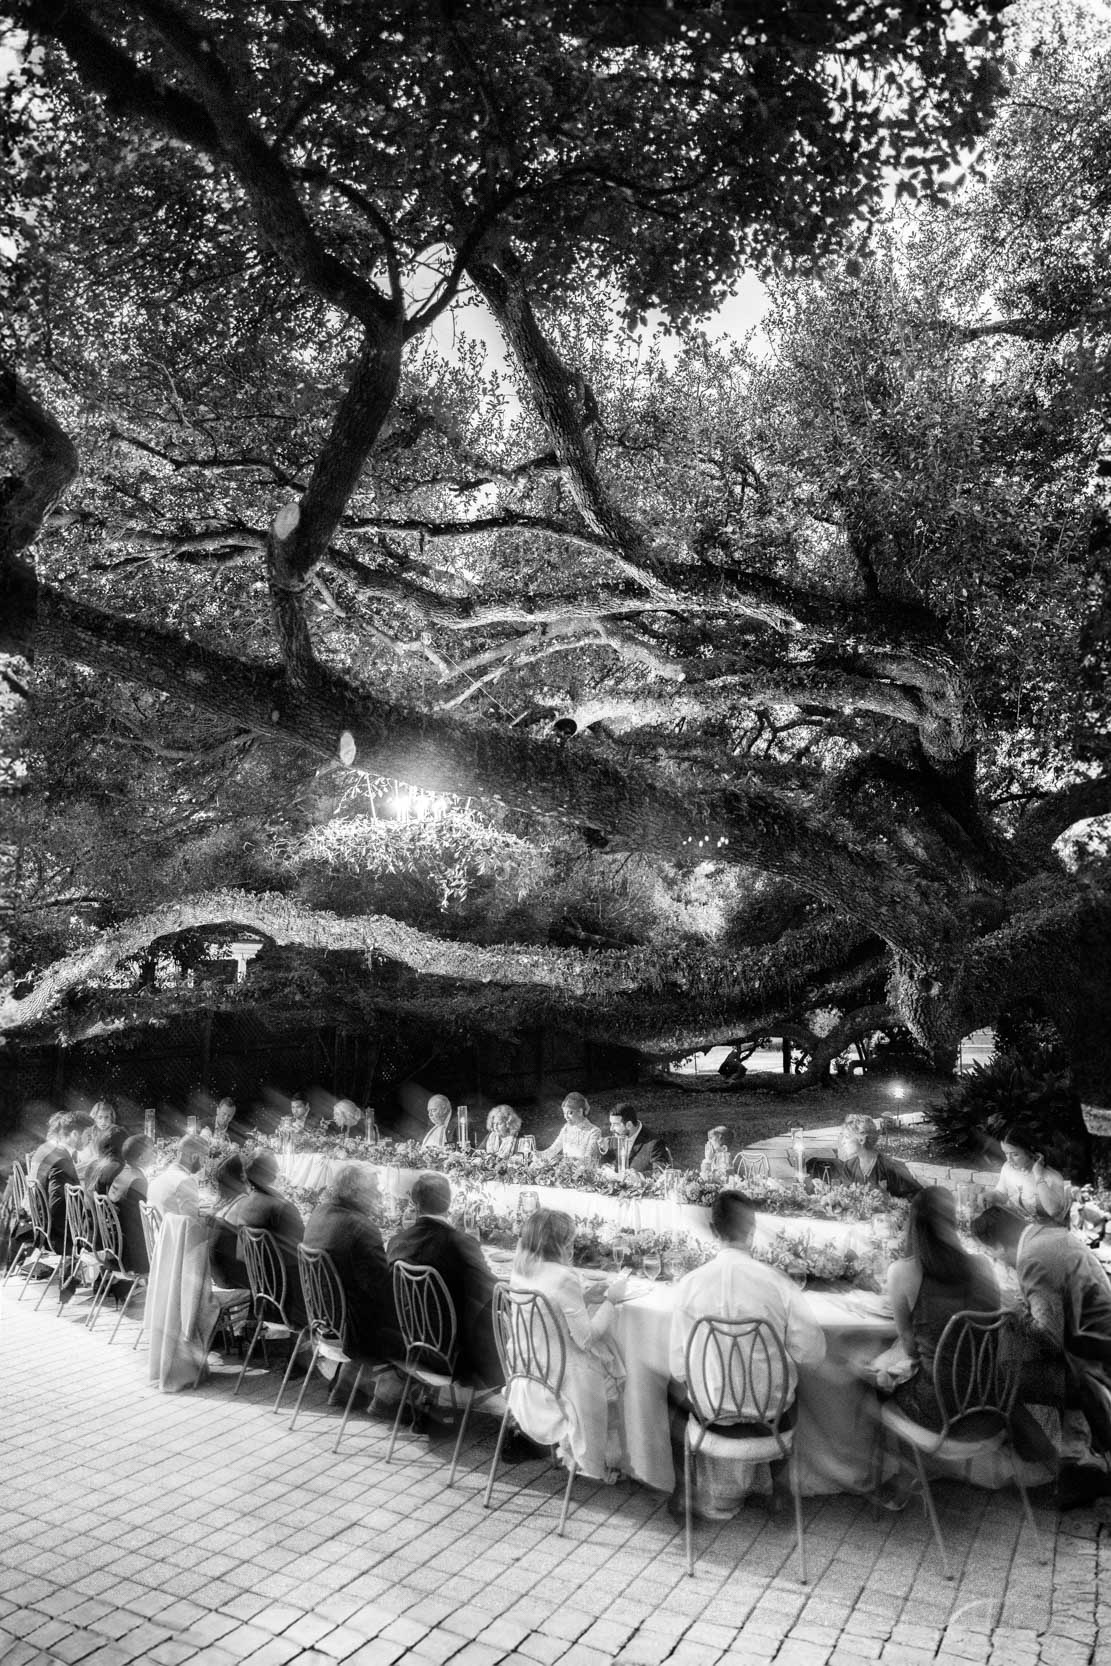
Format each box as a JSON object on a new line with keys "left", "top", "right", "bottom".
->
{"left": 886, "top": 1185, "right": 999, "bottom": 1430}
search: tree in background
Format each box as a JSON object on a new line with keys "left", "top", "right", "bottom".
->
{"left": 2, "top": 1, "right": 1108, "bottom": 1095}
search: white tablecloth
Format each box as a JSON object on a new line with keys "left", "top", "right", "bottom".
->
{"left": 277, "top": 1155, "right": 879, "bottom": 1255}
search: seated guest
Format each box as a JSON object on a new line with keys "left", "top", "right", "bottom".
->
{"left": 422, "top": 1094, "right": 454, "bottom": 1150}
{"left": 388, "top": 1172, "right": 503, "bottom": 1388}
{"left": 108, "top": 1135, "right": 155, "bottom": 1275}
{"left": 289, "top": 1092, "right": 312, "bottom": 1132}
{"left": 208, "top": 1154, "right": 250, "bottom": 1290}
{"left": 972, "top": 1204, "right": 1111, "bottom": 1507}
{"left": 207, "top": 1095, "right": 249, "bottom": 1145}
{"left": 304, "top": 1164, "right": 402, "bottom": 1412}
{"left": 536, "top": 1093, "right": 604, "bottom": 1169}
{"left": 600, "top": 1104, "right": 672, "bottom": 1173}
{"left": 77, "top": 1100, "right": 120, "bottom": 1177}
{"left": 829, "top": 1114, "right": 921, "bottom": 1198}
{"left": 669, "top": 1189, "right": 825, "bottom": 1520}
{"left": 886, "top": 1187, "right": 1001, "bottom": 1434}
{"left": 147, "top": 1136, "right": 207, "bottom": 1219}
{"left": 84, "top": 1127, "right": 129, "bottom": 1197}
{"left": 483, "top": 1105, "right": 522, "bottom": 1157}
{"left": 30, "top": 1113, "right": 84, "bottom": 1252}
{"left": 234, "top": 1150, "right": 306, "bottom": 1325}
{"left": 700, "top": 1126, "right": 732, "bottom": 1182}
{"left": 508, "top": 1207, "right": 627, "bottom": 1480}
{"left": 987, "top": 1124, "right": 1071, "bottom": 1224}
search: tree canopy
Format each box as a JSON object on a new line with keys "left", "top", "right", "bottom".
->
{"left": 2, "top": 0, "right": 1109, "bottom": 1093}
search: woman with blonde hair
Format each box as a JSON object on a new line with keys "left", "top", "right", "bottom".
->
{"left": 507, "top": 1208, "right": 627, "bottom": 1480}
{"left": 484, "top": 1104, "right": 522, "bottom": 1156}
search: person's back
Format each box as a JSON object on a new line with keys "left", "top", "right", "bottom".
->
{"left": 238, "top": 1152, "right": 305, "bottom": 1323}
{"left": 388, "top": 1195, "right": 501, "bottom": 1387}
{"left": 304, "top": 1191, "right": 400, "bottom": 1362}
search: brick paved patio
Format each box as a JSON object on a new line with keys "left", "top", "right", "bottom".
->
{"left": 1, "top": 1279, "right": 1107, "bottom": 1666}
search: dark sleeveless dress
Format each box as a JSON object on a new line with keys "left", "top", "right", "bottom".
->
{"left": 890, "top": 1256, "right": 999, "bottom": 1431}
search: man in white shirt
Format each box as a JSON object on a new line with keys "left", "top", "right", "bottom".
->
{"left": 668, "top": 1189, "right": 826, "bottom": 1519}
{"left": 147, "top": 1136, "right": 207, "bottom": 1218}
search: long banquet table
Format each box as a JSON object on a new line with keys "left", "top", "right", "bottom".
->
{"left": 277, "top": 1153, "right": 878, "bottom": 1254}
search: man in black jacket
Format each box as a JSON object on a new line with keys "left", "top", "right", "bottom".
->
{"left": 600, "top": 1104, "right": 673, "bottom": 1175}
{"left": 387, "top": 1172, "right": 503, "bottom": 1388}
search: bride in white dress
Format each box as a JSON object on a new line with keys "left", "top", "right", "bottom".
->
{"left": 536, "top": 1093, "right": 603, "bottom": 1169}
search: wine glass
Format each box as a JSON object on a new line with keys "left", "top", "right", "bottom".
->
{"left": 613, "top": 1235, "right": 629, "bottom": 1271}
{"left": 641, "top": 1249, "right": 662, "bottom": 1281}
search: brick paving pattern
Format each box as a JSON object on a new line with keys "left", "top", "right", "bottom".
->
{"left": 2, "top": 1264, "right": 1107, "bottom": 1665}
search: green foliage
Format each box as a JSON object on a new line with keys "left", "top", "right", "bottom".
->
{"left": 929, "top": 1049, "right": 1089, "bottom": 1176}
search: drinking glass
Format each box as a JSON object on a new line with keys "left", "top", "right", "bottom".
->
{"left": 612, "top": 1236, "right": 629, "bottom": 1271}
{"left": 641, "top": 1250, "right": 662, "bottom": 1281}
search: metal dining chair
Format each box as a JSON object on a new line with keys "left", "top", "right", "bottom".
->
{"left": 484, "top": 1285, "right": 578, "bottom": 1534}
{"left": 131, "top": 1200, "right": 163, "bottom": 1351}
{"left": 389, "top": 1261, "right": 499, "bottom": 1485}
{"left": 2, "top": 1161, "right": 30, "bottom": 1281}
{"left": 235, "top": 1225, "right": 309, "bottom": 1407}
{"left": 88, "top": 1192, "right": 146, "bottom": 1336}
{"left": 682, "top": 1315, "right": 807, "bottom": 1580}
{"left": 879, "top": 1307, "right": 1044, "bottom": 1579}
{"left": 38, "top": 1182, "right": 98, "bottom": 1314}
{"left": 14, "top": 1183, "right": 65, "bottom": 1302}
{"left": 290, "top": 1244, "right": 365, "bottom": 1450}
{"left": 733, "top": 1151, "right": 771, "bottom": 1184}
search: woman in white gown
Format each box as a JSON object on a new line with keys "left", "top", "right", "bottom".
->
{"left": 508, "top": 1208, "right": 627, "bottom": 1481}
{"left": 536, "top": 1092, "right": 603, "bottom": 1169}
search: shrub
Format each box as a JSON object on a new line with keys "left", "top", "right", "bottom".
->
{"left": 929, "top": 1051, "right": 1090, "bottom": 1179}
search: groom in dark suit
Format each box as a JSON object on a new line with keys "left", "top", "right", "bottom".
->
{"left": 600, "top": 1104, "right": 673, "bottom": 1174}
{"left": 387, "top": 1172, "right": 503, "bottom": 1388}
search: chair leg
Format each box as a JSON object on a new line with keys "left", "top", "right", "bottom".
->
{"left": 447, "top": 1390, "right": 474, "bottom": 1487}
{"left": 17, "top": 1249, "right": 42, "bottom": 1300}
{"left": 557, "top": 1459, "right": 578, "bottom": 1537}
{"left": 1014, "top": 1465, "right": 1046, "bottom": 1566}
{"left": 912, "top": 1445, "right": 952, "bottom": 1580}
{"left": 274, "top": 1328, "right": 307, "bottom": 1413}
{"left": 684, "top": 1439, "right": 695, "bottom": 1576}
{"left": 483, "top": 1406, "right": 513, "bottom": 1508}
{"left": 34, "top": 1255, "right": 64, "bottom": 1311}
{"left": 790, "top": 1454, "right": 807, "bottom": 1585}
{"left": 86, "top": 1265, "right": 116, "bottom": 1332}
{"left": 289, "top": 1344, "right": 322, "bottom": 1431}
{"left": 233, "top": 1319, "right": 263, "bottom": 1397}
{"left": 386, "top": 1376, "right": 414, "bottom": 1463}
{"left": 334, "top": 1364, "right": 366, "bottom": 1452}
{"left": 108, "top": 1278, "right": 140, "bottom": 1345}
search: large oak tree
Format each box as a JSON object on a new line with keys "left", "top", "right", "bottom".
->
{"left": 3, "top": 0, "right": 1109, "bottom": 1091}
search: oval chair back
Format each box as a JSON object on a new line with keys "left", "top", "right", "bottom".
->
{"left": 65, "top": 1183, "right": 96, "bottom": 1257}
{"left": 24, "top": 1180, "right": 52, "bottom": 1249}
{"left": 298, "top": 1244, "right": 349, "bottom": 1352}
{"left": 240, "top": 1225, "right": 294, "bottom": 1326}
{"left": 684, "top": 1314, "right": 793, "bottom": 1439}
{"left": 392, "top": 1260, "right": 458, "bottom": 1377}
{"left": 91, "top": 1192, "right": 124, "bottom": 1269}
{"left": 10, "top": 1161, "right": 29, "bottom": 1218}
{"left": 491, "top": 1284, "right": 568, "bottom": 1401}
{"left": 932, "top": 1307, "right": 1017, "bottom": 1434}
{"left": 733, "top": 1152, "right": 771, "bottom": 1183}
{"left": 139, "top": 1200, "right": 163, "bottom": 1265}
{"left": 17, "top": 1182, "right": 60, "bottom": 1302}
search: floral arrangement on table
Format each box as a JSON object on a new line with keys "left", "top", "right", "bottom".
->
{"left": 754, "top": 1229, "right": 873, "bottom": 1289}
